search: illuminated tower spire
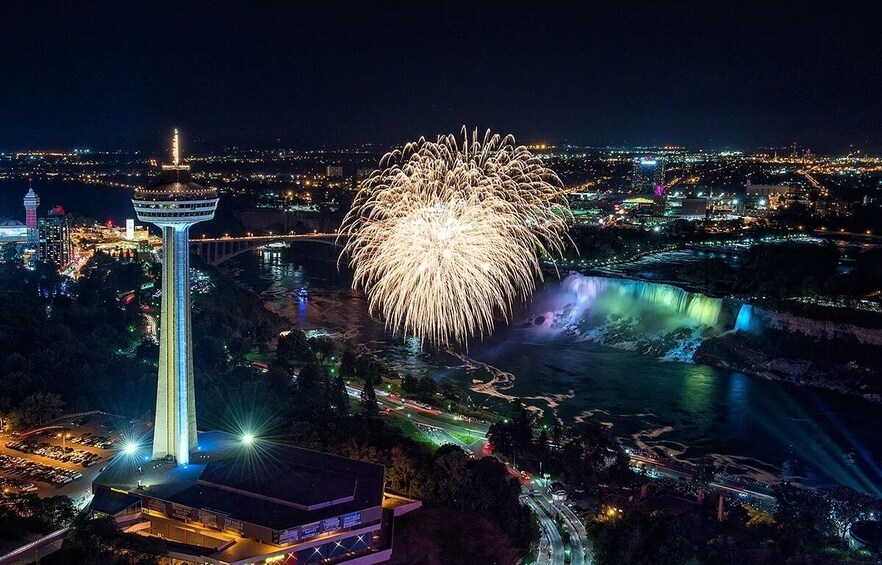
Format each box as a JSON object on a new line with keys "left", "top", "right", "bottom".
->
{"left": 132, "top": 131, "right": 218, "bottom": 465}
{"left": 172, "top": 128, "right": 180, "bottom": 166}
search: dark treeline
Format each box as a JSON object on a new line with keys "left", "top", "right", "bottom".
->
{"left": 0, "top": 250, "right": 283, "bottom": 430}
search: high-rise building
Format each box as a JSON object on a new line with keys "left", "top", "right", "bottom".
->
{"left": 125, "top": 218, "right": 135, "bottom": 240}
{"left": 326, "top": 164, "right": 344, "bottom": 177}
{"left": 132, "top": 130, "right": 218, "bottom": 465}
{"left": 23, "top": 185, "right": 40, "bottom": 251}
{"left": 38, "top": 206, "right": 71, "bottom": 266}
{"left": 631, "top": 156, "right": 665, "bottom": 194}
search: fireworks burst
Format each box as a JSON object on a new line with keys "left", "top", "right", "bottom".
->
{"left": 339, "top": 128, "right": 572, "bottom": 347}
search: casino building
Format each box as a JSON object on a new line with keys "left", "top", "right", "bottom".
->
{"left": 90, "top": 431, "right": 416, "bottom": 564}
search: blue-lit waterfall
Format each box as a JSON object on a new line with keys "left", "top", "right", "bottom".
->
{"left": 735, "top": 304, "right": 753, "bottom": 332}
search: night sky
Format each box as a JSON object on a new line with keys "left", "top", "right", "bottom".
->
{"left": 1, "top": 1, "right": 879, "bottom": 152}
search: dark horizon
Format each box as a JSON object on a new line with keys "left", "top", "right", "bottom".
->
{"left": 2, "top": 1, "right": 880, "bottom": 154}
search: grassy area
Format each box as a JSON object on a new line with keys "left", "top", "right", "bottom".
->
{"left": 246, "top": 349, "right": 275, "bottom": 363}
{"left": 451, "top": 431, "right": 479, "bottom": 445}
{"left": 387, "top": 417, "right": 437, "bottom": 450}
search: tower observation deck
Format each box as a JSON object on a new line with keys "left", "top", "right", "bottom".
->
{"left": 132, "top": 130, "right": 218, "bottom": 465}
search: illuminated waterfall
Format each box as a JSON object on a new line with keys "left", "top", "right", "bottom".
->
{"left": 735, "top": 304, "right": 753, "bottom": 332}
{"left": 561, "top": 273, "right": 723, "bottom": 327}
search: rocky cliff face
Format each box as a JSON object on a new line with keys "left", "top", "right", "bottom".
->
{"left": 694, "top": 330, "right": 882, "bottom": 402}
{"left": 756, "top": 308, "right": 882, "bottom": 346}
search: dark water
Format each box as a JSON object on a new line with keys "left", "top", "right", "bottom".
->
{"left": 224, "top": 247, "right": 882, "bottom": 495}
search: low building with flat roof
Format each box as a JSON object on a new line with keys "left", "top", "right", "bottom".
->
{"left": 90, "top": 431, "right": 417, "bottom": 565}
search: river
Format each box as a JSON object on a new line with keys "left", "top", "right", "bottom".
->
{"left": 223, "top": 246, "right": 882, "bottom": 496}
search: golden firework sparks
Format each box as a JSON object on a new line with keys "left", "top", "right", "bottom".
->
{"left": 339, "top": 128, "right": 572, "bottom": 347}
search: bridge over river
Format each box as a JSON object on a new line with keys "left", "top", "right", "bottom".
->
{"left": 190, "top": 233, "right": 342, "bottom": 265}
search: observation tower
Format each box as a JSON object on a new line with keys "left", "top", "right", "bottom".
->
{"left": 23, "top": 183, "right": 40, "bottom": 252}
{"left": 133, "top": 130, "right": 218, "bottom": 465}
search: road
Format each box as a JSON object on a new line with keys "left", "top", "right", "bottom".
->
{"left": 530, "top": 489, "right": 591, "bottom": 565}
{"left": 521, "top": 495, "right": 552, "bottom": 564}
{"left": 347, "top": 384, "right": 592, "bottom": 564}
{"left": 523, "top": 492, "right": 565, "bottom": 565}
{"left": 346, "top": 385, "right": 489, "bottom": 455}
{"left": 557, "top": 498, "right": 591, "bottom": 564}
{"left": 629, "top": 452, "right": 775, "bottom": 511}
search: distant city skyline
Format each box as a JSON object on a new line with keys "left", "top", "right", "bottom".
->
{"left": 2, "top": 2, "right": 880, "bottom": 153}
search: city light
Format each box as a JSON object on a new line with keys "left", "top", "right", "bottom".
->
{"left": 242, "top": 433, "right": 255, "bottom": 446}
{"left": 123, "top": 442, "right": 138, "bottom": 456}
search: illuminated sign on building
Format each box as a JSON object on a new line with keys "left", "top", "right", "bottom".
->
{"left": 300, "top": 521, "right": 321, "bottom": 540}
{"left": 322, "top": 516, "right": 342, "bottom": 532}
{"left": 224, "top": 518, "right": 245, "bottom": 536}
{"left": 198, "top": 509, "right": 219, "bottom": 529}
{"left": 276, "top": 528, "right": 299, "bottom": 544}
{"left": 171, "top": 503, "right": 192, "bottom": 521}
{"left": 343, "top": 512, "right": 361, "bottom": 528}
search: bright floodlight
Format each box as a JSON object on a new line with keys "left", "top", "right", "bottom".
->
{"left": 242, "top": 433, "right": 255, "bottom": 446}
{"left": 123, "top": 442, "right": 138, "bottom": 455}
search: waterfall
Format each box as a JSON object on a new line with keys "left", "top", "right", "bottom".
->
{"left": 561, "top": 273, "right": 723, "bottom": 327}
{"left": 735, "top": 304, "right": 753, "bottom": 332}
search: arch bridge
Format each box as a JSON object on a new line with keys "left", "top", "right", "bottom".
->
{"left": 190, "top": 233, "right": 343, "bottom": 265}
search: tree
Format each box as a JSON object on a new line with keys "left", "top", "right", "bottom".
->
{"left": 14, "top": 392, "right": 65, "bottom": 430}
{"left": 39, "top": 495, "right": 78, "bottom": 529}
{"left": 329, "top": 376, "right": 350, "bottom": 416}
{"left": 587, "top": 509, "right": 700, "bottom": 565}
{"left": 294, "top": 362, "right": 330, "bottom": 419}
{"left": 693, "top": 456, "right": 716, "bottom": 488}
{"left": 307, "top": 335, "right": 338, "bottom": 360}
{"left": 773, "top": 482, "right": 833, "bottom": 548}
{"left": 430, "top": 445, "right": 471, "bottom": 505}
{"left": 64, "top": 516, "right": 165, "bottom": 565}
{"left": 228, "top": 335, "right": 251, "bottom": 361}
{"left": 826, "top": 485, "right": 880, "bottom": 539}
{"left": 64, "top": 516, "right": 123, "bottom": 562}
{"left": 389, "top": 507, "right": 521, "bottom": 565}
{"left": 360, "top": 378, "right": 378, "bottom": 416}
{"left": 276, "top": 330, "right": 313, "bottom": 365}
{"left": 339, "top": 346, "right": 358, "bottom": 380}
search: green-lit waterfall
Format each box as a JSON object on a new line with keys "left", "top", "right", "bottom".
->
{"left": 561, "top": 273, "right": 724, "bottom": 327}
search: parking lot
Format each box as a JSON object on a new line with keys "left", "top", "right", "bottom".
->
{"left": 0, "top": 414, "right": 120, "bottom": 501}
